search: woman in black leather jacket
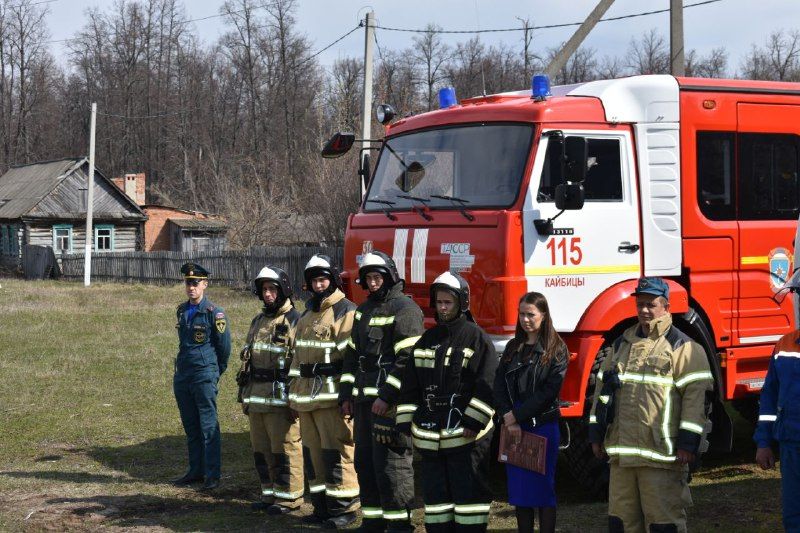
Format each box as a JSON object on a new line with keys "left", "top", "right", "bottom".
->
{"left": 493, "top": 292, "right": 568, "bottom": 533}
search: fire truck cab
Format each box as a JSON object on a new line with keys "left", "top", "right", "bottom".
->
{"left": 328, "top": 74, "right": 800, "bottom": 492}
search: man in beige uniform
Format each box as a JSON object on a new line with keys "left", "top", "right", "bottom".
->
{"left": 238, "top": 266, "right": 303, "bottom": 514}
{"left": 289, "top": 254, "right": 359, "bottom": 529}
{"left": 589, "top": 277, "right": 713, "bottom": 533}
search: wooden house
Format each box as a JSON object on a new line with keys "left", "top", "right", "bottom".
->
{"left": 0, "top": 157, "right": 146, "bottom": 264}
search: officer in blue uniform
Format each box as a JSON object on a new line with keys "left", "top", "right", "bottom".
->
{"left": 755, "top": 268, "right": 800, "bottom": 532}
{"left": 172, "top": 262, "right": 232, "bottom": 490}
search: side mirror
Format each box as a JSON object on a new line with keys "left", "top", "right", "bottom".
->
{"left": 321, "top": 132, "right": 355, "bottom": 158}
{"left": 564, "top": 136, "right": 588, "bottom": 182}
{"left": 555, "top": 183, "right": 585, "bottom": 210}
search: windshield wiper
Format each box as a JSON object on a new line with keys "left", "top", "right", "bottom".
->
{"left": 365, "top": 198, "right": 398, "bottom": 220}
{"left": 431, "top": 194, "right": 475, "bottom": 221}
{"left": 397, "top": 194, "right": 433, "bottom": 221}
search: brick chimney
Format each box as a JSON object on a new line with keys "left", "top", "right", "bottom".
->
{"left": 112, "top": 173, "right": 146, "bottom": 205}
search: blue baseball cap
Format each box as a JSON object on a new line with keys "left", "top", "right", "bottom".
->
{"left": 631, "top": 277, "right": 669, "bottom": 299}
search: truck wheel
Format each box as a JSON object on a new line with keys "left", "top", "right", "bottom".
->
{"left": 732, "top": 396, "right": 760, "bottom": 426}
{"left": 562, "top": 345, "right": 611, "bottom": 500}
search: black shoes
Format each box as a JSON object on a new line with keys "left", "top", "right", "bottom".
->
{"left": 251, "top": 501, "right": 273, "bottom": 511}
{"left": 199, "top": 478, "right": 220, "bottom": 491}
{"left": 170, "top": 473, "right": 203, "bottom": 486}
{"left": 323, "top": 512, "right": 358, "bottom": 530}
{"left": 302, "top": 512, "right": 330, "bottom": 524}
{"left": 266, "top": 504, "right": 293, "bottom": 516}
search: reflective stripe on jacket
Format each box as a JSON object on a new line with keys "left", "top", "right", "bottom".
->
{"left": 755, "top": 330, "right": 800, "bottom": 447}
{"left": 288, "top": 289, "right": 355, "bottom": 412}
{"left": 239, "top": 299, "right": 300, "bottom": 412}
{"left": 386, "top": 314, "right": 498, "bottom": 454}
{"left": 588, "top": 313, "right": 713, "bottom": 469}
{"left": 339, "top": 283, "right": 424, "bottom": 404}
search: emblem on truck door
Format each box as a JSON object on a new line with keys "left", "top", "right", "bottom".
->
{"left": 769, "top": 247, "right": 792, "bottom": 292}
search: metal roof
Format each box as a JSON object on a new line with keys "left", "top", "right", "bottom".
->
{"left": 169, "top": 218, "right": 227, "bottom": 230}
{"left": 0, "top": 158, "right": 84, "bottom": 219}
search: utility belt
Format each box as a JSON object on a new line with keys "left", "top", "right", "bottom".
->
{"left": 357, "top": 354, "right": 394, "bottom": 373}
{"left": 251, "top": 367, "right": 287, "bottom": 382}
{"left": 299, "top": 360, "right": 344, "bottom": 378}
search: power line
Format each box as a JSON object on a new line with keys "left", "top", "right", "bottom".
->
{"left": 374, "top": 0, "right": 722, "bottom": 34}
{"left": 295, "top": 22, "right": 363, "bottom": 69}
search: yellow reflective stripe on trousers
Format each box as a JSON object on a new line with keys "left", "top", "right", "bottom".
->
{"left": 369, "top": 316, "right": 395, "bottom": 326}
{"left": 675, "top": 371, "right": 714, "bottom": 388}
{"left": 261, "top": 488, "right": 274, "bottom": 496}
{"left": 454, "top": 503, "right": 491, "bottom": 524}
{"left": 326, "top": 486, "right": 360, "bottom": 498}
{"left": 383, "top": 509, "right": 410, "bottom": 520}
{"left": 425, "top": 503, "right": 455, "bottom": 524}
{"left": 394, "top": 336, "right": 420, "bottom": 354}
{"left": 385, "top": 375, "right": 402, "bottom": 390}
{"left": 606, "top": 446, "right": 676, "bottom": 462}
{"left": 288, "top": 368, "right": 301, "bottom": 377}
{"left": 288, "top": 392, "right": 340, "bottom": 403}
{"left": 589, "top": 415, "right": 597, "bottom": 423}
{"left": 309, "top": 484, "right": 326, "bottom": 493}
{"left": 274, "top": 488, "right": 304, "bottom": 500}
{"left": 760, "top": 414, "right": 777, "bottom": 422}
{"left": 361, "top": 507, "right": 383, "bottom": 518}
{"left": 340, "top": 373, "right": 355, "bottom": 384}
{"left": 680, "top": 420, "right": 704, "bottom": 434}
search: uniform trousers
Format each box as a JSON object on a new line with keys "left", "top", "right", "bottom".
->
{"left": 781, "top": 442, "right": 800, "bottom": 532}
{"left": 353, "top": 401, "right": 414, "bottom": 532}
{"left": 299, "top": 406, "right": 360, "bottom": 517}
{"left": 420, "top": 432, "right": 494, "bottom": 533}
{"left": 248, "top": 410, "right": 303, "bottom": 508}
{"left": 608, "top": 464, "right": 692, "bottom": 533}
{"left": 173, "top": 372, "right": 221, "bottom": 480}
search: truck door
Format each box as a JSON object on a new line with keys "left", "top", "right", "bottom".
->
{"left": 735, "top": 103, "right": 800, "bottom": 344}
{"left": 522, "top": 130, "right": 642, "bottom": 332}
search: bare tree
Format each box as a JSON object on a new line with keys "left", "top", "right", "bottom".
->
{"left": 626, "top": 28, "right": 670, "bottom": 75}
{"left": 685, "top": 47, "right": 728, "bottom": 78}
{"left": 412, "top": 24, "right": 452, "bottom": 111}
{"left": 547, "top": 45, "right": 597, "bottom": 84}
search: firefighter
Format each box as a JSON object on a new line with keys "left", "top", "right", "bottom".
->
{"left": 588, "top": 277, "right": 713, "bottom": 533}
{"left": 237, "top": 266, "right": 303, "bottom": 514}
{"left": 288, "top": 254, "right": 360, "bottom": 528}
{"left": 172, "top": 262, "right": 231, "bottom": 491}
{"left": 374, "top": 271, "right": 498, "bottom": 532}
{"left": 339, "top": 251, "right": 423, "bottom": 532}
{"left": 755, "top": 268, "right": 800, "bottom": 532}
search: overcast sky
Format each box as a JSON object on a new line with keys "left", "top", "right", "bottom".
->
{"left": 45, "top": 0, "right": 800, "bottom": 79}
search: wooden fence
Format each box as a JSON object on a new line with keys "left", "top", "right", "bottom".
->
{"left": 58, "top": 246, "right": 344, "bottom": 294}
{"left": 22, "top": 245, "right": 60, "bottom": 280}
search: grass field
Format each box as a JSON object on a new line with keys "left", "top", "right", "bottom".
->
{"left": 0, "top": 279, "right": 784, "bottom": 532}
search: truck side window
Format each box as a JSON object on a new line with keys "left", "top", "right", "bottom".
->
{"left": 537, "top": 137, "right": 623, "bottom": 202}
{"left": 739, "top": 133, "right": 800, "bottom": 221}
{"left": 697, "top": 132, "right": 735, "bottom": 220}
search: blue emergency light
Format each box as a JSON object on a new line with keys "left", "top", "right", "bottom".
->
{"left": 531, "top": 75, "right": 551, "bottom": 100}
{"left": 438, "top": 87, "right": 457, "bottom": 108}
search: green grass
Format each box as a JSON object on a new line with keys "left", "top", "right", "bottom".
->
{"left": 0, "top": 279, "right": 784, "bottom": 531}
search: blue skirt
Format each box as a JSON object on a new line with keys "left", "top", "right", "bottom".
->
{"left": 505, "top": 417, "right": 559, "bottom": 508}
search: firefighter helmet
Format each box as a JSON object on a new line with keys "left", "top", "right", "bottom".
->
{"left": 358, "top": 251, "right": 401, "bottom": 289}
{"left": 304, "top": 254, "right": 342, "bottom": 290}
{"left": 253, "top": 265, "right": 293, "bottom": 299}
{"left": 429, "top": 271, "right": 470, "bottom": 313}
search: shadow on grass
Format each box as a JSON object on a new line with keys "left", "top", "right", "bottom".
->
{"left": 40, "top": 493, "right": 313, "bottom": 531}
{"left": 85, "top": 431, "right": 254, "bottom": 485}
{"left": 0, "top": 471, "right": 123, "bottom": 484}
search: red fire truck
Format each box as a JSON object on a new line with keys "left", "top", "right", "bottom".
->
{"left": 323, "top": 74, "right": 800, "bottom": 493}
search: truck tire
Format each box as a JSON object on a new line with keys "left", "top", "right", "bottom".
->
{"left": 562, "top": 345, "right": 610, "bottom": 500}
{"left": 732, "top": 396, "right": 760, "bottom": 426}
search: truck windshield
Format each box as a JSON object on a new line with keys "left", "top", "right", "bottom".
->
{"left": 365, "top": 123, "right": 534, "bottom": 211}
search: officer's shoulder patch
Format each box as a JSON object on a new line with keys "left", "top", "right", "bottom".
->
{"left": 215, "top": 316, "right": 227, "bottom": 334}
{"left": 215, "top": 311, "right": 225, "bottom": 319}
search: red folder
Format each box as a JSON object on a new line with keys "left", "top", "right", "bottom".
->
{"left": 497, "top": 424, "right": 547, "bottom": 474}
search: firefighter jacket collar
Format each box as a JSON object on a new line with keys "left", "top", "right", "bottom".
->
{"left": 630, "top": 313, "right": 673, "bottom": 343}
{"left": 264, "top": 297, "right": 293, "bottom": 319}
{"left": 307, "top": 288, "right": 346, "bottom": 312}
{"left": 368, "top": 279, "right": 403, "bottom": 302}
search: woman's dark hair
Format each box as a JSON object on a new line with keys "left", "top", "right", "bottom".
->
{"left": 507, "top": 292, "right": 567, "bottom": 366}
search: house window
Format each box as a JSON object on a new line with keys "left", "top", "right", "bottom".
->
{"left": 53, "top": 224, "right": 73, "bottom": 254}
{"left": 95, "top": 225, "right": 114, "bottom": 252}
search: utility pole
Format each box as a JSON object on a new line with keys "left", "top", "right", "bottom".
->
{"left": 360, "top": 10, "right": 375, "bottom": 197}
{"left": 84, "top": 102, "right": 96, "bottom": 287}
{"left": 545, "top": 0, "right": 615, "bottom": 79}
{"left": 670, "top": 0, "right": 685, "bottom": 76}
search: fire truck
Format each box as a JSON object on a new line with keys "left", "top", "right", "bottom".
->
{"left": 322, "top": 74, "right": 800, "bottom": 494}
